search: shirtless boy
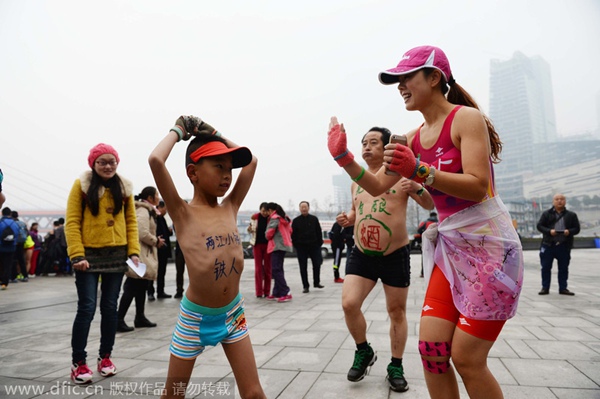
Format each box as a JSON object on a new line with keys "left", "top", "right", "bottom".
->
{"left": 149, "top": 116, "right": 266, "bottom": 399}
{"left": 336, "top": 124, "right": 434, "bottom": 392}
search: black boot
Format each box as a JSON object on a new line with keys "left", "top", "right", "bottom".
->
{"left": 117, "top": 319, "right": 134, "bottom": 333}
{"left": 134, "top": 316, "right": 157, "bottom": 328}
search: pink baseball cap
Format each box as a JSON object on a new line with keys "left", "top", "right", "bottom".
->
{"left": 379, "top": 45, "right": 452, "bottom": 85}
{"left": 88, "top": 143, "right": 120, "bottom": 168}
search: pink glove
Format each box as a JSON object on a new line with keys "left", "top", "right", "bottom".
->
{"left": 388, "top": 145, "right": 431, "bottom": 184}
{"left": 328, "top": 123, "right": 354, "bottom": 167}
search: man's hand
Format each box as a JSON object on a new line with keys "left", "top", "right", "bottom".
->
{"left": 384, "top": 145, "right": 431, "bottom": 184}
{"left": 328, "top": 116, "right": 354, "bottom": 167}
{"left": 336, "top": 212, "right": 351, "bottom": 227}
{"left": 398, "top": 177, "right": 422, "bottom": 194}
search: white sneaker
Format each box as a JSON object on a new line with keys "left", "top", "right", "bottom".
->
{"left": 97, "top": 355, "right": 117, "bottom": 377}
{"left": 71, "top": 362, "right": 93, "bottom": 384}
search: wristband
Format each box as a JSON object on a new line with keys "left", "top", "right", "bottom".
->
{"left": 352, "top": 167, "right": 366, "bottom": 182}
{"left": 334, "top": 150, "right": 349, "bottom": 161}
{"left": 71, "top": 256, "right": 86, "bottom": 264}
{"left": 416, "top": 187, "right": 425, "bottom": 196}
{"left": 213, "top": 131, "right": 222, "bottom": 137}
{"left": 170, "top": 125, "right": 185, "bottom": 142}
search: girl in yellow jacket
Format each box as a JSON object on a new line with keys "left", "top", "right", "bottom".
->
{"left": 65, "top": 143, "right": 140, "bottom": 385}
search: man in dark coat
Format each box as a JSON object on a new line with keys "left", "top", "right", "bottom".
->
{"left": 537, "top": 193, "right": 580, "bottom": 296}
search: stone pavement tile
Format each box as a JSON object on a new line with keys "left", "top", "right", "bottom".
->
{"left": 505, "top": 339, "right": 542, "bottom": 358}
{"left": 135, "top": 344, "right": 172, "bottom": 362}
{"left": 488, "top": 357, "right": 518, "bottom": 385}
{"left": 262, "top": 347, "right": 337, "bottom": 372}
{"left": 496, "top": 324, "right": 539, "bottom": 339}
{"left": 571, "top": 360, "right": 600, "bottom": 386}
{"left": 550, "top": 388, "right": 600, "bottom": 399}
{"left": 315, "top": 331, "right": 348, "bottom": 350}
{"left": 526, "top": 326, "right": 559, "bottom": 340}
{"left": 268, "top": 330, "right": 328, "bottom": 348}
{"left": 501, "top": 385, "right": 558, "bottom": 398}
{"left": 247, "top": 328, "right": 283, "bottom": 345}
{"left": 109, "top": 359, "right": 171, "bottom": 378}
{"left": 502, "top": 358, "right": 598, "bottom": 388}
{"left": 250, "top": 317, "right": 288, "bottom": 330}
{"left": 302, "top": 373, "right": 391, "bottom": 399}
{"left": 274, "top": 370, "right": 319, "bottom": 398}
{"left": 367, "top": 320, "right": 391, "bottom": 334}
{"left": 251, "top": 345, "right": 285, "bottom": 368}
{"left": 112, "top": 337, "right": 170, "bottom": 359}
{"left": 488, "top": 339, "right": 519, "bottom": 358}
{"left": 542, "top": 326, "right": 599, "bottom": 341}
{"left": 259, "top": 368, "right": 305, "bottom": 399}
{"left": 307, "top": 319, "right": 348, "bottom": 333}
{"left": 0, "top": 350, "right": 67, "bottom": 379}
{"left": 541, "top": 316, "right": 599, "bottom": 328}
{"left": 584, "top": 341, "right": 600, "bottom": 355}
{"left": 526, "top": 340, "right": 600, "bottom": 360}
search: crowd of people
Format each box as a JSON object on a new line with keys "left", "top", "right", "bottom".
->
{"left": 0, "top": 44, "right": 583, "bottom": 398}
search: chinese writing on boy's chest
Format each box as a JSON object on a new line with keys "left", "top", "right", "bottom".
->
{"left": 205, "top": 232, "right": 242, "bottom": 280}
{"left": 214, "top": 257, "right": 240, "bottom": 280}
{"left": 205, "top": 232, "right": 241, "bottom": 250}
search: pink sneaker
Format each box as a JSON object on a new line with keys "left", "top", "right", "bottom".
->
{"left": 97, "top": 355, "right": 117, "bottom": 377}
{"left": 334, "top": 278, "right": 345, "bottom": 283}
{"left": 71, "top": 361, "right": 93, "bottom": 384}
{"left": 278, "top": 294, "right": 293, "bottom": 303}
{"left": 266, "top": 295, "right": 277, "bottom": 301}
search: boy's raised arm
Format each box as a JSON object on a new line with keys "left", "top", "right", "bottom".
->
{"left": 220, "top": 133, "right": 257, "bottom": 210}
{"left": 148, "top": 121, "right": 186, "bottom": 217}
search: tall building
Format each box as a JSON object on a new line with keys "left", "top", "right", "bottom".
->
{"left": 489, "top": 51, "right": 557, "bottom": 183}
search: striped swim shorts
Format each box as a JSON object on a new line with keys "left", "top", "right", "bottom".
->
{"left": 169, "top": 293, "right": 249, "bottom": 359}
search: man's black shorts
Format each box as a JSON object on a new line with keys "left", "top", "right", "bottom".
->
{"left": 345, "top": 245, "right": 411, "bottom": 288}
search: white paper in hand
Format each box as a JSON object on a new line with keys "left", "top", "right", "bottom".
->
{"left": 127, "top": 258, "right": 146, "bottom": 277}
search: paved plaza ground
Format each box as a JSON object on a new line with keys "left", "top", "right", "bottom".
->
{"left": 0, "top": 249, "right": 599, "bottom": 398}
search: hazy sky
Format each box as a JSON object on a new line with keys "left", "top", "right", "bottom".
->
{"left": 1, "top": 0, "right": 599, "bottom": 213}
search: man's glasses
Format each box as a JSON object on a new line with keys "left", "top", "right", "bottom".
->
{"left": 96, "top": 160, "right": 118, "bottom": 167}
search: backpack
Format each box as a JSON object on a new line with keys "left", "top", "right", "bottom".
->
{"left": 16, "top": 221, "right": 28, "bottom": 243}
{"left": 1, "top": 219, "right": 16, "bottom": 250}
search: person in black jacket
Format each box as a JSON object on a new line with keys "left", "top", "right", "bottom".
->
{"left": 291, "top": 201, "right": 324, "bottom": 293}
{"left": 148, "top": 200, "right": 173, "bottom": 299}
{"left": 537, "top": 193, "right": 580, "bottom": 296}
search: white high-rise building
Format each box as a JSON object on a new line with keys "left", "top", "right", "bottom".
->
{"left": 490, "top": 51, "right": 557, "bottom": 180}
{"left": 489, "top": 52, "right": 558, "bottom": 200}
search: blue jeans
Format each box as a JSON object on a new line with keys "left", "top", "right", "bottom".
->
{"left": 540, "top": 244, "right": 571, "bottom": 291}
{"left": 71, "top": 271, "right": 124, "bottom": 364}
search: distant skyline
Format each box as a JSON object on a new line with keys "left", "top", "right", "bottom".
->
{"left": 1, "top": 0, "right": 599, "bottom": 212}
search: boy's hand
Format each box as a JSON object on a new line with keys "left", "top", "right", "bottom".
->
{"left": 174, "top": 115, "right": 202, "bottom": 140}
{"left": 328, "top": 116, "right": 354, "bottom": 167}
{"left": 385, "top": 145, "right": 431, "bottom": 184}
{"left": 174, "top": 116, "right": 219, "bottom": 139}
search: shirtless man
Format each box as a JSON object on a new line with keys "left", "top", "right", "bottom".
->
{"left": 335, "top": 124, "right": 434, "bottom": 392}
{"left": 149, "top": 115, "right": 266, "bottom": 399}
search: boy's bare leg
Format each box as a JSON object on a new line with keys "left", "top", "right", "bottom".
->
{"left": 161, "top": 355, "right": 196, "bottom": 399}
{"left": 222, "top": 336, "right": 266, "bottom": 399}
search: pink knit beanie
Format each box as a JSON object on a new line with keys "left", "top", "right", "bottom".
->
{"left": 88, "top": 143, "right": 120, "bottom": 168}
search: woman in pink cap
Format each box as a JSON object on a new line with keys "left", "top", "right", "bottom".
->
{"left": 65, "top": 143, "right": 140, "bottom": 385}
{"left": 327, "top": 46, "right": 523, "bottom": 399}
